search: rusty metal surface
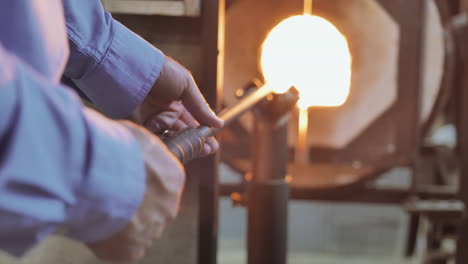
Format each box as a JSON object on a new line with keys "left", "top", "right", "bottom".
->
{"left": 220, "top": 182, "right": 458, "bottom": 204}
{"left": 197, "top": 0, "right": 224, "bottom": 263}
{"left": 422, "top": 0, "right": 457, "bottom": 138}
{"left": 453, "top": 13, "right": 468, "bottom": 264}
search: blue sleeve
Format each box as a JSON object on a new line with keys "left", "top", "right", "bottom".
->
{"left": 62, "top": 0, "right": 165, "bottom": 118}
{"left": 0, "top": 45, "right": 146, "bottom": 256}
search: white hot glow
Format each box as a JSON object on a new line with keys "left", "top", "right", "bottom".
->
{"left": 260, "top": 15, "right": 352, "bottom": 108}
{"left": 297, "top": 107, "right": 309, "bottom": 163}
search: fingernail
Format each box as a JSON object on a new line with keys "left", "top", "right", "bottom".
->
{"left": 214, "top": 117, "right": 224, "bottom": 128}
{"left": 208, "top": 108, "right": 223, "bottom": 126}
{"left": 211, "top": 138, "right": 220, "bottom": 151}
{"left": 204, "top": 144, "right": 211, "bottom": 155}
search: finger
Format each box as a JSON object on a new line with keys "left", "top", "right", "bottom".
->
{"left": 88, "top": 241, "right": 146, "bottom": 262}
{"left": 180, "top": 106, "right": 199, "bottom": 128}
{"left": 207, "top": 137, "right": 219, "bottom": 153}
{"left": 181, "top": 76, "right": 223, "bottom": 128}
{"left": 202, "top": 142, "right": 211, "bottom": 156}
{"left": 201, "top": 137, "right": 219, "bottom": 156}
{"left": 172, "top": 119, "right": 190, "bottom": 132}
{"left": 141, "top": 222, "right": 163, "bottom": 243}
{"left": 131, "top": 247, "right": 146, "bottom": 260}
{"left": 137, "top": 233, "right": 153, "bottom": 249}
{"left": 144, "top": 111, "right": 181, "bottom": 134}
{"left": 150, "top": 222, "right": 167, "bottom": 240}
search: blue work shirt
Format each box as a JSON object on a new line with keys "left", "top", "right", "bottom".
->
{"left": 0, "top": 0, "right": 165, "bottom": 255}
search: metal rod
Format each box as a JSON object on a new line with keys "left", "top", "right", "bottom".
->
{"left": 211, "top": 83, "right": 273, "bottom": 135}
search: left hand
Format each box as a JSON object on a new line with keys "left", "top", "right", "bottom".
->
{"left": 87, "top": 121, "right": 186, "bottom": 262}
{"left": 133, "top": 56, "right": 223, "bottom": 156}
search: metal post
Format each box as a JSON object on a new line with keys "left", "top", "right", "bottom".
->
{"left": 247, "top": 120, "right": 289, "bottom": 264}
{"left": 247, "top": 92, "right": 297, "bottom": 264}
{"left": 454, "top": 16, "right": 468, "bottom": 264}
{"left": 198, "top": 0, "right": 224, "bottom": 263}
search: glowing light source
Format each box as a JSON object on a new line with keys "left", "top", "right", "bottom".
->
{"left": 260, "top": 15, "right": 351, "bottom": 108}
{"left": 260, "top": 14, "right": 351, "bottom": 163}
{"left": 297, "top": 108, "right": 309, "bottom": 163}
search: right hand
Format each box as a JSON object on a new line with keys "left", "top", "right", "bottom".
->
{"left": 133, "top": 56, "right": 223, "bottom": 156}
{"left": 86, "top": 121, "right": 185, "bottom": 262}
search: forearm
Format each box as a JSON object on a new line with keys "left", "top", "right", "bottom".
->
{"left": 62, "top": 0, "right": 165, "bottom": 118}
{"left": 0, "top": 45, "right": 145, "bottom": 256}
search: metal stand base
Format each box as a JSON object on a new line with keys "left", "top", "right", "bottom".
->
{"left": 247, "top": 180, "right": 289, "bottom": 264}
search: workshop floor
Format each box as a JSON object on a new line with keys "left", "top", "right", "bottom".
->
{"left": 218, "top": 164, "right": 423, "bottom": 264}
{"left": 217, "top": 196, "right": 422, "bottom": 264}
{"left": 219, "top": 250, "right": 418, "bottom": 264}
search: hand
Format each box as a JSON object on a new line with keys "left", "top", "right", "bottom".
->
{"left": 134, "top": 56, "right": 223, "bottom": 156}
{"left": 87, "top": 121, "right": 185, "bottom": 262}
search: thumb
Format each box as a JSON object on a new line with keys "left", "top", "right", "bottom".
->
{"left": 181, "top": 76, "right": 223, "bottom": 128}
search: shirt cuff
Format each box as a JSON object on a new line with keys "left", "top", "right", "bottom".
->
{"left": 66, "top": 108, "right": 146, "bottom": 242}
{"left": 73, "top": 21, "right": 164, "bottom": 119}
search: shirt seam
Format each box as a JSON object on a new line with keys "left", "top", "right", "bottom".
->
{"left": 134, "top": 53, "right": 163, "bottom": 107}
{"left": 66, "top": 22, "right": 117, "bottom": 79}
